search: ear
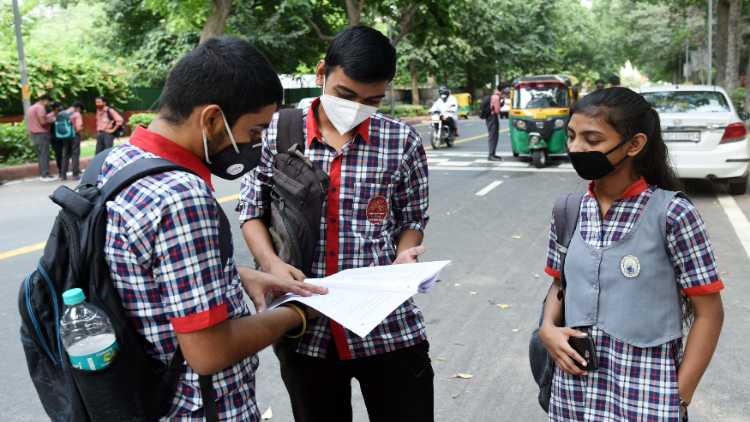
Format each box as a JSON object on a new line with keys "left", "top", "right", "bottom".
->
{"left": 315, "top": 60, "right": 326, "bottom": 87}
{"left": 626, "top": 133, "right": 648, "bottom": 157}
{"left": 199, "top": 105, "right": 224, "bottom": 135}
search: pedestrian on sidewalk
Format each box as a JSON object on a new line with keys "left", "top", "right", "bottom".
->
{"left": 539, "top": 87, "right": 724, "bottom": 422}
{"left": 486, "top": 84, "right": 503, "bottom": 161}
{"left": 94, "top": 96, "right": 124, "bottom": 153}
{"left": 58, "top": 101, "right": 84, "bottom": 180}
{"left": 49, "top": 101, "right": 66, "bottom": 178}
{"left": 92, "top": 36, "right": 326, "bottom": 420}
{"left": 27, "top": 94, "right": 56, "bottom": 180}
{"left": 241, "top": 25, "right": 433, "bottom": 422}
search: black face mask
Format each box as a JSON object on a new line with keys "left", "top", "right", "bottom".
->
{"left": 568, "top": 139, "right": 630, "bottom": 180}
{"left": 207, "top": 141, "right": 262, "bottom": 180}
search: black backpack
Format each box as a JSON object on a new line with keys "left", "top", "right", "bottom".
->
{"left": 528, "top": 192, "right": 584, "bottom": 413}
{"left": 259, "top": 108, "right": 329, "bottom": 276}
{"left": 18, "top": 149, "right": 223, "bottom": 421}
{"left": 106, "top": 108, "right": 125, "bottom": 138}
{"left": 479, "top": 95, "right": 492, "bottom": 120}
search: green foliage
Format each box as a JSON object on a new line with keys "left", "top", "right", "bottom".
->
{"left": 378, "top": 104, "right": 427, "bottom": 117}
{"left": 128, "top": 112, "right": 157, "bottom": 129}
{"left": 731, "top": 87, "right": 747, "bottom": 111}
{"left": 0, "top": 123, "right": 35, "bottom": 165}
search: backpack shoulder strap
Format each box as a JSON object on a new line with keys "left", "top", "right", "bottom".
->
{"left": 275, "top": 108, "right": 306, "bottom": 154}
{"left": 98, "top": 158, "right": 190, "bottom": 203}
{"left": 552, "top": 191, "right": 585, "bottom": 287}
{"left": 80, "top": 148, "right": 113, "bottom": 186}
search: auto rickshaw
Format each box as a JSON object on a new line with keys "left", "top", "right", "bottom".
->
{"left": 509, "top": 75, "right": 574, "bottom": 168}
{"left": 454, "top": 92, "right": 472, "bottom": 119}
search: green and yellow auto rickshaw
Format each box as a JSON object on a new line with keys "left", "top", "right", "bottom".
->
{"left": 509, "top": 75, "right": 574, "bottom": 168}
{"left": 454, "top": 92, "right": 472, "bottom": 119}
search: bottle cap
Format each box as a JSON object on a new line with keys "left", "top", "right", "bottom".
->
{"left": 62, "top": 288, "right": 86, "bottom": 306}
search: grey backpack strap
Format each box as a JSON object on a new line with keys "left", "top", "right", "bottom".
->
{"left": 275, "top": 108, "right": 306, "bottom": 154}
{"left": 552, "top": 192, "right": 585, "bottom": 288}
{"left": 80, "top": 148, "right": 113, "bottom": 186}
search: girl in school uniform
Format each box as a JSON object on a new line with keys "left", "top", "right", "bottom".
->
{"left": 539, "top": 87, "right": 725, "bottom": 421}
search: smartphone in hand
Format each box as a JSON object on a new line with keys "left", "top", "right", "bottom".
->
{"left": 568, "top": 335, "right": 598, "bottom": 371}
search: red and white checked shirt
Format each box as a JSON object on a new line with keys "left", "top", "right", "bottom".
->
{"left": 239, "top": 99, "right": 430, "bottom": 360}
{"left": 101, "top": 127, "right": 260, "bottom": 421}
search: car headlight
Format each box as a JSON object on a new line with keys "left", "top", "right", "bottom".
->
{"left": 515, "top": 120, "right": 527, "bottom": 130}
{"left": 554, "top": 118, "right": 565, "bottom": 128}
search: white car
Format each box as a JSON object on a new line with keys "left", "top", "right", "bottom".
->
{"left": 640, "top": 85, "right": 750, "bottom": 194}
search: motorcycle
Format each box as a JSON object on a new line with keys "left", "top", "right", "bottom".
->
{"left": 430, "top": 111, "right": 455, "bottom": 149}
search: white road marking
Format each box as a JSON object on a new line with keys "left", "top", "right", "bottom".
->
{"left": 430, "top": 165, "right": 574, "bottom": 174}
{"left": 716, "top": 194, "right": 750, "bottom": 259}
{"left": 437, "top": 161, "right": 473, "bottom": 167}
{"left": 475, "top": 181, "right": 503, "bottom": 196}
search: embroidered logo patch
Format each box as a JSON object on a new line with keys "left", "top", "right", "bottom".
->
{"left": 620, "top": 255, "right": 641, "bottom": 278}
{"left": 366, "top": 195, "right": 389, "bottom": 224}
{"left": 226, "top": 163, "right": 245, "bottom": 176}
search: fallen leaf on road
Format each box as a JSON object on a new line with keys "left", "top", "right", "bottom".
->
{"left": 261, "top": 407, "right": 273, "bottom": 420}
{"left": 452, "top": 373, "right": 474, "bottom": 380}
{"left": 497, "top": 304, "right": 512, "bottom": 309}
{"left": 435, "top": 357, "right": 447, "bottom": 362}
{"left": 452, "top": 392, "right": 462, "bottom": 399}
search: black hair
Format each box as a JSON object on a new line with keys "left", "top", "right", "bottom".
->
{"left": 51, "top": 101, "right": 62, "bottom": 110}
{"left": 324, "top": 25, "right": 396, "bottom": 83}
{"left": 95, "top": 96, "right": 107, "bottom": 104}
{"left": 608, "top": 75, "right": 621, "bottom": 86}
{"left": 594, "top": 79, "right": 605, "bottom": 85}
{"left": 570, "top": 87, "right": 682, "bottom": 191}
{"left": 72, "top": 101, "right": 84, "bottom": 110}
{"left": 38, "top": 94, "right": 51, "bottom": 101}
{"left": 158, "top": 36, "right": 282, "bottom": 127}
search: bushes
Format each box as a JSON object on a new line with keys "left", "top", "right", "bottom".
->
{"left": 378, "top": 104, "right": 427, "bottom": 118}
{"left": 128, "top": 113, "right": 157, "bottom": 129}
{"left": 0, "top": 123, "right": 35, "bottom": 165}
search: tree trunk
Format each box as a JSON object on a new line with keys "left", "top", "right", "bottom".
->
{"left": 715, "top": 0, "right": 729, "bottom": 87}
{"left": 724, "top": 0, "right": 741, "bottom": 92}
{"left": 410, "top": 60, "right": 420, "bottom": 105}
{"left": 345, "top": 0, "right": 365, "bottom": 26}
{"left": 200, "top": 0, "right": 233, "bottom": 44}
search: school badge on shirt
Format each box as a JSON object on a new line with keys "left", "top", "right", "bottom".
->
{"left": 620, "top": 255, "right": 641, "bottom": 278}
{"left": 366, "top": 195, "right": 389, "bottom": 224}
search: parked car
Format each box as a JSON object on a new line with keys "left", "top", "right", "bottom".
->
{"left": 640, "top": 85, "right": 750, "bottom": 194}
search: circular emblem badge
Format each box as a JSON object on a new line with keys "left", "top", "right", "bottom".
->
{"left": 226, "top": 163, "right": 245, "bottom": 176}
{"left": 620, "top": 255, "right": 641, "bottom": 278}
{"left": 366, "top": 195, "right": 389, "bottom": 224}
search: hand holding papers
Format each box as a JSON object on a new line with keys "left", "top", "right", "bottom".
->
{"left": 269, "top": 260, "right": 450, "bottom": 338}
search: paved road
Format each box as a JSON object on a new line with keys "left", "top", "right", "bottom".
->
{"left": 1, "top": 118, "right": 749, "bottom": 421}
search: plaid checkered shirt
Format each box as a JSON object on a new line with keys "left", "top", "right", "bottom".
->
{"left": 544, "top": 178, "right": 724, "bottom": 421}
{"left": 239, "top": 99, "right": 430, "bottom": 360}
{"left": 101, "top": 127, "right": 260, "bottom": 421}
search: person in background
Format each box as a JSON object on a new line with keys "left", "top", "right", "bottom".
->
{"left": 49, "top": 102, "right": 65, "bottom": 179}
{"left": 61, "top": 101, "right": 84, "bottom": 180}
{"left": 608, "top": 75, "right": 621, "bottom": 87}
{"left": 594, "top": 79, "right": 606, "bottom": 92}
{"left": 486, "top": 85, "right": 503, "bottom": 161}
{"left": 94, "top": 96, "right": 124, "bottom": 154}
{"left": 27, "top": 94, "right": 56, "bottom": 181}
{"left": 430, "top": 86, "right": 459, "bottom": 137}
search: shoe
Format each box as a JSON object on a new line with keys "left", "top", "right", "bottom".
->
{"left": 71, "top": 175, "right": 81, "bottom": 181}
{"left": 40, "top": 175, "right": 56, "bottom": 182}
{"left": 487, "top": 155, "right": 503, "bottom": 162}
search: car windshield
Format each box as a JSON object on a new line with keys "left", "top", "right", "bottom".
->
{"left": 642, "top": 91, "right": 731, "bottom": 113}
{"left": 513, "top": 83, "right": 568, "bottom": 109}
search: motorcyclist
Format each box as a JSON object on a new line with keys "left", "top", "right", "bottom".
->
{"left": 430, "top": 86, "right": 459, "bottom": 137}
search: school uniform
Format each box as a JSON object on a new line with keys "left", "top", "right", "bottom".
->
{"left": 544, "top": 178, "right": 724, "bottom": 422}
{"left": 239, "top": 98, "right": 432, "bottom": 422}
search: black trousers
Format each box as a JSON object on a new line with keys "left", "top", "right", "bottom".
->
{"left": 59, "top": 134, "right": 81, "bottom": 177}
{"left": 485, "top": 114, "right": 499, "bottom": 155}
{"left": 95, "top": 131, "right": 115, "bottom": 154}
{"left": 275, "top": 340, "right": 434, "bottom": 422}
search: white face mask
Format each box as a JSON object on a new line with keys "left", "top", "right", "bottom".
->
{"left": 319, "top": 76, "right": 378, "bottom": 135}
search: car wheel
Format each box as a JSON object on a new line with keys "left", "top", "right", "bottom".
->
{"left": 729, "top": 176, "right": 748, "bottom": 195}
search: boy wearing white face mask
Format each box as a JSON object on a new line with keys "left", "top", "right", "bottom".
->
{"left": 240, "top": 26, "right": 433, "bottom": 422}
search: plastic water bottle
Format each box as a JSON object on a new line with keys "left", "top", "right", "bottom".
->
{"left": 60, "top": 288, "right": 119, "bottom": 371}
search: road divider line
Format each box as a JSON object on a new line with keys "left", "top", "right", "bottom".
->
{"left": 424, "top": 129, "right": 508, "bottom": 150}
{"left": 0, "top": 242, "right": 46, "bottom": 261}
{"left": 0, "top": 195, "right": 242, "bottom": 261}
{"left": 716, "top": 194, "right": 750, "bottom": 259}
{"left": 475, "top": 181, "right": 503, "bottom": 196}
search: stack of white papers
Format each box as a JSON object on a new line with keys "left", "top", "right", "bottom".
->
{"left": 269, "top": 260, "right": 450, "bottom": 337}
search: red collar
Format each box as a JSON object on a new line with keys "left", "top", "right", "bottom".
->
{"left": 588, "top": 177, "right": 648, "bottom": 199}
{"left": 305, "top": 97, "right": 371, "bottom": 147}
{"left": 129, "top": 126, "right": 214, "bottom": 190}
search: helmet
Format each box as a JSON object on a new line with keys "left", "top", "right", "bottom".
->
{"left": 438, "top": 86, "right": 450, "bottom": 96}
